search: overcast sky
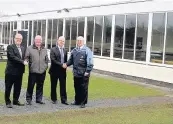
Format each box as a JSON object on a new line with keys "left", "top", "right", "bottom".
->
{"left": 0, "top": 0, "right": 171, "bottom": 15}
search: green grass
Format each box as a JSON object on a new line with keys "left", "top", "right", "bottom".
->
{"left": 0, "top": 91, "right": 4, "bottom": 104}
{"left": 0, "top": 62, "right": 165, "bottom": 101}
{"left": 0, "top": 104, "right": 172, "bottom": 124}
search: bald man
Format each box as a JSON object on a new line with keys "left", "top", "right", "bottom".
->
{"left": 5, "top": 33, "right": 27, "bottom": 108}
{"left": 49, "top": 36, "right": 68, "bottom": 105}
{"left": 25, "top": 35, "right": 49, "bottom": 105}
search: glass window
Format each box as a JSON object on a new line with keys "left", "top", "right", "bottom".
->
{"left": 135, "top": 14, "right": 148, "bottom": 61}
{"left": 94, "top": 16, "right": 103, "bottom": 56}
{"left": 87, "top": 17, "right": 94, "bottom": 51}
{"left": 33, "top": 20, "right": 37, "bottom": 39}
{"left": 8, "top": 22, "right": 10, "bottom": 44}
{"left": 14, "top": 21, "right": 17, "bottom": 29}
{"left": 124, "top": 15, "right": 136, "bottom": 60}
{"left": 57, "top": 19, "right": 63, "bottom": 38}
{"left": 0, "top": 23, "right": 2, "bottom": 43}
{"left": 150, "top": 13, "right": 165, "bottom": 63}
{"left": 41, "top": 20, "right": 46, "bottom": 45}
{"left": 52, "top": 19, "right": 58, "bottom": 48}
{"left": 28, "top": 21, "right": 32, "bottom": 46}
{"left": 102, "top": 16, "right": 112, "bottom": 57}
{"left": 37, "top": 20, "right": 41, "bottom": 35}
{"left": 25, "top": 21, "right": 28, "bottom": 29}
{"left": 71, "top": 18, "right": 77, "bottom": 50}
{"left": 47, "top": 19, "right": 52, "bottom": 49}
{"left": 21, "top": 21, "right": 24, "bottom": 29}
{"left": 11, "top": 22, "right": 15, "bottom": 43}
{"left": 65, "top": 18, "right": 71, "bottom": 52}
{"left": 5, "top": 22, "right": 8, "bottom": 44}
{"left": 3, "top": 22, "right": 7, "bottom": 44}
{"left": 113, "top": 15, "right": 125, "bottom": 58}
{"left": 165, "top": 12, "right": 173, "bottom": 65}
{"left": 78, "top": 17, "right": 85, "bottom": 37}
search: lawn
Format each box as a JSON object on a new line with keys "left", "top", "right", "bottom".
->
{"left": 0, "top": 91, "right": 4, "bottom": 104}
{"left": 0, "top": 62, "right": 165, "bottom": 101}
{"left": 0, "top": 104, "right": 172, "bottom": 124}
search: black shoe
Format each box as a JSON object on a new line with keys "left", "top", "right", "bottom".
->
{"left": 6, "top": 104, "right": 13, "bottom": 108}
{"left": 62, "top": 101, "right": 69, "bottom": 105}
{"left": 36, "top": 101, "right": 45, "bottom": 104}
{"left": 80, "top": 104, "right": 85, "bottom": 108}
{"left": 71, "top": 101, "right": 79, "bottom": 105}
{"left": 13, "top": 101, "right": 24, "bottom": 106}
{"left": 26, "top": 101, "right": 32, "bottom": 105}
{"left": 52, "top": 100, "right": 58, "bottom": 104}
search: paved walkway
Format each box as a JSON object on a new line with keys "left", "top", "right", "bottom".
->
{"left": 0, "top": 79, "right": 173, "bottom": 116}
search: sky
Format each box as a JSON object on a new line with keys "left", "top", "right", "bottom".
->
{"left": 0, "top": 0, "right": 139, "bottom": 15}
{"left": 0, "top": 0, "right": 171, "bottom": 15}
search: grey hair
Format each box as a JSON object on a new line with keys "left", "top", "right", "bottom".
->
{"left": 35, "top": 35, "right": 42, "bottom": 42}
{"left": 58, "top": 36, "right": 65, "bottom": 41}
{"left": 77, "top": 36, "right": 84, "bottom": 42}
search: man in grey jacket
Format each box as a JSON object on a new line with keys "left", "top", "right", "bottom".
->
{"left": 25, "top": 35, "right": 48, "bottom": 105}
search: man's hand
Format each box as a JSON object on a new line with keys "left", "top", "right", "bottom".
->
{"left": 62, "top": 63, "right": 67, "bottom": 69}
{"left": 23, "top": 60, "right": 28, "bottom": 65}
{"left": 84, "top": 72, "right": 89, "bottom": 76}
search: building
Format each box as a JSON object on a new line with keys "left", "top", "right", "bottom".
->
{"left": 0, "top": 0, "right": 173, "bottom": 83}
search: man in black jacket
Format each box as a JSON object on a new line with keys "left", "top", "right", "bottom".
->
{"left": 49, "top": 36, "right": 68, "bottom": 105}
{"left": 5, "top": 33, "right": 27, "bottom": 108}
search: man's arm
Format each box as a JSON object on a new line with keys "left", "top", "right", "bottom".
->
{"left": 85, "top": 48, "right": 94, "bottom": 74}
{"left": 45, "top": 50, "right": 49, "bottom": 64}
{"left": 7, "top": 45, "right": 24, "bottom": 64}
{"left": 66, "top": 50, "right": 74, "bottom": 67}
{"left": 50, "top": 48, "right": 63, "bottom": 67}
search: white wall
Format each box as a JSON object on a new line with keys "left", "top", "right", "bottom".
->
{"left": 67, "top": 51, "right": 173, "bottom": 83}
{"left": 93, "top": 57, "right": 173, "bottom": 83}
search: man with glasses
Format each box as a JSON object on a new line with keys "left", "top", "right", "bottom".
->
{"left": 5, "top": 33, "right": 27, "bottom": 108}
{"left": 25, "top": 35, "right": 49, "bottom": 105}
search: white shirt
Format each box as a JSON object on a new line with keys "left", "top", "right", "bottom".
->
{"left": 78, "top": 45, "right": 84, "bottom": 50}
{"left": 58, "top": 46, "right": 64, "bottom": 51}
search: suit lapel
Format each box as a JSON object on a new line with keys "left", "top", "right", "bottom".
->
{"left": 21, "top": 46, "right": 25, "bottom": 59}
{"left": 13, "top": 44, "right": 22, "bottom": 59}
{"left": 55, "top": 47, "right": 67, "bottom": 62}
{"left": 63, "top": 48, "right": 66, "bottom": 56}
{"left": 63, "top": 48, "right": 67, "bottom": 62}
{"left": 55, "top": 47, "right": 60, "bottom": 56}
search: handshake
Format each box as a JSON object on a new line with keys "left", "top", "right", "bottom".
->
{"left": 23, "top": 60, "right": 28, "bottom": 65}
{"left": 62, "top": 63, "right": 67, "bottom": 69}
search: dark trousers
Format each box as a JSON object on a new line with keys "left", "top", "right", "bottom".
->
{"left": 5, "top": 74, "right": 23, "bottom": 105}
{"left": 26, "top": 72, "right": 46, "bottom": 102}
{"left": 74, "top": 76, "right": 89, "bottom": 105}
{"left": 50, "top": 74, "right": 67, "bottom": 102}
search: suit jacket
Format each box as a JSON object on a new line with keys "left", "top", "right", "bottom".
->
{"left": 49, "top": 47, "right": 67, "bottom": 76}
{"left": 5, "top": 44, "right": 26, "bottom": 75}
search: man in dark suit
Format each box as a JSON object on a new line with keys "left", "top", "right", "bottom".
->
{"left": 49, "top": 36, "right": 68, "bottom": 105}
{"left": 5, "top": 33, "right": 27, "bottom": 108}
